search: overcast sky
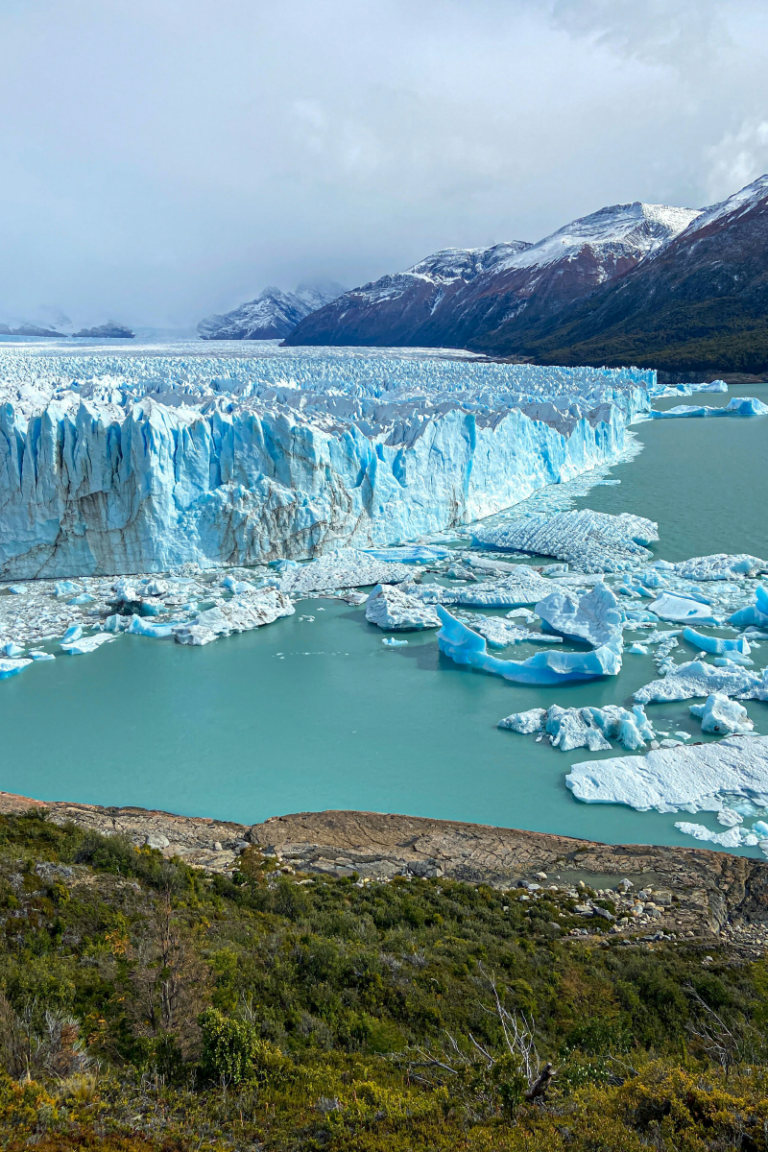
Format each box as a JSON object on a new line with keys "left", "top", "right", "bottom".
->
{"left": 1, "top": 0, "right": 767, "bottom": 328}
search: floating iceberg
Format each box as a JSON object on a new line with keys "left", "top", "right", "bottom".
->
{"left": 437, "top": 606, "right": 621, "bottom": 685}
{"left": 566, "top": 734, "right": 768, "bottom": 814}
{"left": 500, "top": 702, "right": 654, "bottom": 751}
{"left": 651, "top": 396, "right": 768, "bottom": 418}
{"left": 365, "top": 584, "right": 440, "bottom": 631}
{"left": 126, "top": 616, "right": 179, "bottom": 639}
{"left": 634, "top": 659, "right": 760, "bottom": 703}
{"left": 472, "top": 509, "right": 659, "bottom": 573}
{"left": 689, "top": 693, "right": 754, "bottom": 735}
{"left": 673, "top": 821, "right": 756, "bottom": 848}
{"left": 730, "top": 585, "right": 768, "bottom": 629}
{"left": 0, "top": 349, "right": 648, "bottom": 578}
{"left": 682, "top": 627, "right": 750, "bottom": 657}
{"left": 535, "top": 582, "right": 622, "bottom": 648}
{"left": 648, "top": 593, "right": 720, "bottom": 626}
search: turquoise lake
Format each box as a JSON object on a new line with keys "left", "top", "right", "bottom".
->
{"left": 0, "top": 380, "right": 766, "bottom": 851}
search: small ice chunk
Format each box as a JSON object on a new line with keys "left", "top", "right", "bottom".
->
{"left": 627, "top": 643, "right": 648, "bottom": 655}
{"left": 730, "top": 584, "right": 768, "bottom": 629}
{"left": 68, "top": 593, "right": 95, "bottom": 605}
{"left": 382, "top": 637, "right": 409, "bottom": 646}
{"left": 61, "top": 634, "right": 114, "bottom": 656}
{"left": 62, "top": 625, "right": 83, "bottom": 643}
{"left": 0, "top": 658, "right": 33, "bottom": 679}
{"left": 365, "top": 584, "right": 440, "bottom": 631}
{"left": 1, "top": 642, "right": 24, "bottom": 657}
{"left": 29, "top": 651, "right": 55, "bottom": 661}
{"left": 126, "top": 616, "right": 178, "bottom": 639}
{"left": 689, "top": 693, "right": 754, "bottom": 735}
{"left": 104, "top": 614, "right": 129, "bottom": 633}
{"left": 649, "top": 593, "right": 720, "bottom": 626}
{"left": 498, "top": 708, "right": 546, "bottom": 734}
{"left": 682, "top": 627, "right": 750, "bottom": 657}
{"left": 535, "top": 582, "right": 622, "bottom": 648}
{"left": 54, "top": 580, "right": 78, "bottom": 597}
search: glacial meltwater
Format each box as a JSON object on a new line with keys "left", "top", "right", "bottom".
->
{"left": 0, "top": 375, "right": 765, "bottom": 853}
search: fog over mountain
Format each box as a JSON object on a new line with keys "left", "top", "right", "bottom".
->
{"left": 1, "top": 0, "right": 768, "bottom": 328}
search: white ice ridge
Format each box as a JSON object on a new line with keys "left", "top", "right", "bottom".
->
{"left": 566, "top": 734, "right": 768, "bottom": 815}
{"left": 0, "top": 348, "right": 652, "bottom": 578}
{"left": 499, "top": 703, "right": 654, "bottom": 751}
{"left": 651, "top": 397, "right": 768, "bottom": 419}
{"left": 671, "top": 554, "right": 768, "bottom": 580}
{"left": 365, "top": 584, "right": 440, "bottom": 631}
{"left": 535, "top": 582, "right": 622, "bottom": 647}
{"left": 436, "top": 606, "right": 621, "bottom": 685}
{"left": 471, "top": 510, "right": 659, "bottom": 573}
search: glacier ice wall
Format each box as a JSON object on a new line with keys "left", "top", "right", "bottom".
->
{"left": 0, "top": 348, "right": 653, "bottom": 577}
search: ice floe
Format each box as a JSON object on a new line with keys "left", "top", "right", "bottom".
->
{"left": 635, "top": 659, "right": 761, "bottom": 703}
{"left": 472, "top": 509, "right": 659, "bottom": 573}
{"left": 0, "top": 658, "right": 32, "bottom": 679}
{"left": 682, "top": 627, "right": 751, "bottom": 658}
{"left": 278, "top": 551, "right": 412, "bottom": 595}
{"left": 365, "top": 584, "right": 440, "bottom": 631}
{"left": 437, "top": 606, "right": 622, "bottom": 685}
{"left": 535, "top": 582, "right": 622, "bottom": 648}
{"left": 566, "top": 734, "right": 768, "bottom": 813}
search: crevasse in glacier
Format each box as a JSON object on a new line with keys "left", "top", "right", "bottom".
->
{"left": 0, "top": 348, "right": 652, "bottom": 578}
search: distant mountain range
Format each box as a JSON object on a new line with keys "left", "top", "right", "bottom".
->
{"left": 278, "top": 175, "right": 768, "bottom": 374}
{"left": 0, "top": 320, "right": 135, "bottom": 339}
{"left": 198, "top": 282, "right": 345, "bottom": 340}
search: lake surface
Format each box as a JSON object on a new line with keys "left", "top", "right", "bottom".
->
{"left": 0, "top": 381, "right": 766, "bottom": 850}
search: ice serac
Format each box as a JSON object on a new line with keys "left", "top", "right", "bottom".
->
{"left": 566, "top": 734, "right": 768, "bottom": 814}
{"left": 436, "top": 606, "right": 621, "bottom": 685}
{"left": 472, "top": 510, "right": 658, "bottom": 573}
{"left": 0, "top": 350, "right": 650, "bottom": 578}
{"left": 535, "top": 582, "right": 622, "bottom": 647}
{"left": 365, "top": 584, "right": 440, "bottom": 631}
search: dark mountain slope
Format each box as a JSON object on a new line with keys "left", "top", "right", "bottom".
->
{"left": 487, "top": 175, "right": 768, "bottom": 374}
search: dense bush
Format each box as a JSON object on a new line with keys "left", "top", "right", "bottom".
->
{"left": 0, "top": 810, "right": 765, "bottom": 1149}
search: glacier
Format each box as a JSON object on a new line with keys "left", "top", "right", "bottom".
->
{"left": 0, "top": 347, "right": 652, "bottom": 578}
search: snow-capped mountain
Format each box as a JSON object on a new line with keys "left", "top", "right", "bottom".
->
{"left": 286, "top": 202, "right": 699, "bottom": 349}
{"left": 506, "top": 174, "right": 768, "bottom": 373}
{"left": 284, "top": 242, "right": 532, "bottom": 347}
{"left": 198, "top": 282, "right": 345, "bottom": 341}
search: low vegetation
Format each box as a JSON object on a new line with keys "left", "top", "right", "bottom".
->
{"left": 0, "top": 809, "right": 767, "bottom": 1149}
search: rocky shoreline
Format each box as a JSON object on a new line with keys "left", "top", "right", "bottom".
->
{"left": 2, "top": 790, "right": 768, "bottom": 952}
